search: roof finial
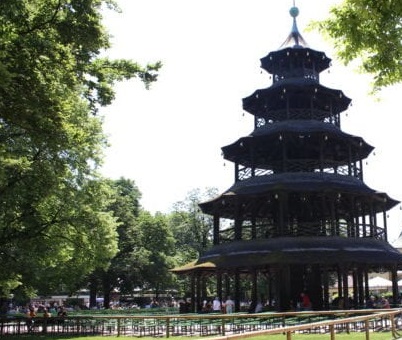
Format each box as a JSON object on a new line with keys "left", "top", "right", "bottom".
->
{"left": 279, "top": 2, "right": 308, "bottom": 49}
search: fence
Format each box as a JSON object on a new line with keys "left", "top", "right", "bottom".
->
{"left": 0, "top": 308, "right": 401, "bottom": 338}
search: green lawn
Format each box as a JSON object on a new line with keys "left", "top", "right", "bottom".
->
{"left": 12, "top": 332, "right": 398, "bottom": 340}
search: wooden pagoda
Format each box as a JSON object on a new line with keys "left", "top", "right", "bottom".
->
{"left": 174, "top": 6, "right": 402, "bottom": 312}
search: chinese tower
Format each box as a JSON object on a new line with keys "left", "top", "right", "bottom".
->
{"left": 179, "top": 6, "right": 402, "bottom": 312}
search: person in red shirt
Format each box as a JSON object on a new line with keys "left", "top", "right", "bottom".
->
{"left": 300, "top": 292, "right": 312, "bottom": 310}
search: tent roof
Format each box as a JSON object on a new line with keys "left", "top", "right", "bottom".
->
{"left": 170, "top": 260, "right": 216, "bottom": 274}
{"left": 368, "top": 276, "right": 392, "bottom": 288}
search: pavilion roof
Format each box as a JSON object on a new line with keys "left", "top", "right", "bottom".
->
{"left": 197, "top": 236, "right": 402, "bottom": 268}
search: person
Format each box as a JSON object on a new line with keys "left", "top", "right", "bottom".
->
{"left": 57, "top": 306, "right": 67, "bottom": 317}
{"left": 366, "top": 296, "right": 376, "bottom": 309}
{"left": 212, "top": 297, "right": 221, "bottom": 313}
{"left": 224, "top": 296, "right": 235, "bottom": 314}
{"left": 150, "top": 298, "right": 159, "bottom": 308}
{"left": 380, "top": 297, "right": 390, "bottom": 308}
{"left": 254, "top": 300, "right": 263, "bottom": 313}
{"left": 201, "top": 299, "right": 212, "bottom": 313}
{"left": 300, "top": 292, "right": 312, "bottom": 310}
{"left": 26, "top": 306, "right": 36, "bottom": 332}
{"left": 178, "top": 298, "right": 188, "bottom": 314}
{"left": 43, "top": 308, "right": 51, "bottom": 318}
{"left": 57, "top": 306, "right": 67, "bottom": 325}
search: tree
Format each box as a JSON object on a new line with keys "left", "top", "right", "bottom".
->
{"left": 168, "top": 188, "right": 218, "bottom": 298}
{"left": 0, "top": 177, "right": 119, "bottom": 300}
{"left": 0, "top": 0, "right": 161, "bottom": 301}
{"left": 137, "top": 211, "right": 176, "bottom": 299}
{"left": 90, "top": 180, "right": 177, "bottom": 308}
{"left": 312, "top": 0, "right": 402, "bottom": 91}
{"left": 170, "top": 188, "right": 217, "bottom": 257}
{"left": 92, "top": 178, "right": 144, "bottom": 308}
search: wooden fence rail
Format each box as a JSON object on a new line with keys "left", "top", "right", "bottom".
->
{"left": 208, "top": 310, "right": 402, "bottom": 340}
{"left": 0, "top": 308, "right": 401, "bottom": 338}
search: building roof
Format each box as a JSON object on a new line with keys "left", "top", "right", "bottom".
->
{"left": 199, "top": 172, "right": 399, "bottom": 218}
{"left": 222, "top": 120, "right": 374, "bottom": 165}
{"left": 197, "top": 236, "right": 402, "bottom": 268}
{"left": 242, "top": 80, "right": 351, "bottom": 116}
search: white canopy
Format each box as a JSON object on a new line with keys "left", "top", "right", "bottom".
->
{"left": 368, "top": 276, "right": 392, "bottom": 288}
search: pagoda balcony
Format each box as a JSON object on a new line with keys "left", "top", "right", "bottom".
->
{"left": 255, "top": 108, "right": 339, "bottom": 127}
{"left": 272, "top": 68, "right": 319, "bottom": 83}
{"left": 237, "top": 161, "right": 362, "bottom": 181}
{"left": 218, "top": 221, "right": 386, "bottom": 243}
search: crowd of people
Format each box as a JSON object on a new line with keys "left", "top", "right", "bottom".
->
{"left": 25, "top": 305, "right": 68, "bottom": 318}
{"left": 180, "top": 296, "right": 265, "bottom": 314}
{"left": 22, "top": 305, "right": 68, "bottom": 332}
{"left": 6, "top": 302, "right": 69, "bottom": 317}
{"left": 4, "top": 291, "right": 394, "bottom": 320}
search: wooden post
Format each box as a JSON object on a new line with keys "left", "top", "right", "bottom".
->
{"left": 329, "top": 324, "right": 335, "bottom": 340}
{"left": 166, "top": 317, "right": 170, "bottom": 338}
{"left": 234, "top": 270, "right": 240, "bottom": 312}
{"left": 391, "top": 266, "right": 398, "bottom": 307}
{"left": 221, "top": 318, "right": 226, "bottom": 336}
{"left": 390, "top": 315, "right": 398, "bottom": 339}
{"left": 365, "top": 319, "right": 370, "bottom": 340}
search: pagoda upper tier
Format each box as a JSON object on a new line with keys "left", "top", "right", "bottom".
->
{"left": 201, "top": 5, "right": 400, "bottom": 220}
{"left": 260, "top": 47, "right": 331, "bottom": 83}
{"left": 264, "top": 5, "right": 330, "bottom": 83}
{"left": 221, "top": 120, "right": 374, "bottom": 179}
{"left": 242, "top": 81, "right": 351, "bottom": 126}
{"left": 243, "top": 6, "right": 350, "bottom": 128}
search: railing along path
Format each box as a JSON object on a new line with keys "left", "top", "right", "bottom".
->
{"left": 0, "top": 308, "right": 401, "bottom": 338}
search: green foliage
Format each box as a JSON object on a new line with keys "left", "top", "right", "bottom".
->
{"left": 0, "top": 177, "right": 119, "bottom": 297}
{"left": 167, "top": 188, "right": 218, "bottom": 297}
{"left": 170, "top": 188, "right": 218, "bottom": 259}
{"left": 90, "top": 180, "right": 177, "bottom": 306}
{"left": 94, "top": 178, "right": 143, "bottom": 304}
{"left": 0, "top": 0, "right": 160, "bottom": 298}
{"left": 311, "top": 0, "right": 402, "bottom": 91}
{"left": 137, "top": 211, "right": 176, "bottom": 294}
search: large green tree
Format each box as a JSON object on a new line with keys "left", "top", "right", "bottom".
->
{"left": 168, "top": 188, "right": 217, "bottom": 298}
{"left": 313, "top": 0, "right": 402, "bottom": 91}
{"left": 89, "top": 180, "right": 177, "bottom": 308}
{"left": 0, "top": 0, "right": 160, "bottom": 301}
{"left": 93, "top": 178, "right": 145, "bottom": 309}
{"left": 138, "top": 211, "right": 176, "bottom": 299}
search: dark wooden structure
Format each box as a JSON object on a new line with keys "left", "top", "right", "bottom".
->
{"left": 174, "top": 6, "right": 402, "bottom": 312}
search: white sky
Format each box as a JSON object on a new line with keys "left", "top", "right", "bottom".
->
{"left": 99, "top": 0, "right": 402, "bottom": 242}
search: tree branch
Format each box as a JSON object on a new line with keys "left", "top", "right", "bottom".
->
{"left": 19, "top": 0, "right": 63, "bottom": 35}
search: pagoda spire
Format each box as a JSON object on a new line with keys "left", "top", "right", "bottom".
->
{"left": 279, "top": 2, "right": 308, "bottom": 48}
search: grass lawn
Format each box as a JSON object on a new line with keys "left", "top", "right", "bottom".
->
{"left": 13, "top": 332, "right": 397, "bottom": 340}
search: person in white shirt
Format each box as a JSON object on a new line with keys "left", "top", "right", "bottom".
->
{"left": 212, "top": 297, "right": 221, "bottom": 312}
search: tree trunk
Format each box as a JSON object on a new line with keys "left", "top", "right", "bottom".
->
{"left": 88, "top": 276, "right": 97, "bottom": 309}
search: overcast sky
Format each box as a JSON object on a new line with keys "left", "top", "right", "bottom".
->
{"left": 99, "top": 0, "right": 402, "bottom": 242}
